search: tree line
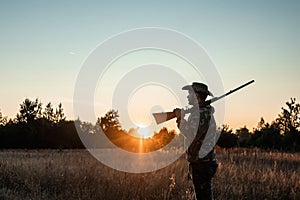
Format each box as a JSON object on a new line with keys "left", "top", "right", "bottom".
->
{"left": 217, "top": 98, "right": 300, "bottom": 151}
{"left": 0, "top": 98, "right": 299, "bottom": 151}
{"left": 0, "top": 99, "right": 83, "bottom": 149}
{"left": 0, "top": 98, "right": 178, "bottom": 150}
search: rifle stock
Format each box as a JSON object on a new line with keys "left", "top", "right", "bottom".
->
{"left": 152, "top": 111, "right": 176, "bottom": 124}
{"left": 152, "top": 80, "right": 254, "bottom": 124}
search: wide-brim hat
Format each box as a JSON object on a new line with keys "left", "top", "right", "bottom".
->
{"left": 182, "top": 82, "right": 213, "bottom": 96}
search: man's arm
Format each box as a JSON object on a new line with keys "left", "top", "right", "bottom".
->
{"left": 173, "top": 108, "right": 198, "bottom": 141}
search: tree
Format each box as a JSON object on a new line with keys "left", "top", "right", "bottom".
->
{"left": 250, "top": 118, "right": 282, "bottom": 149}
{"left": 0, "top": 109, "right": 8, "bottom": 126}
{"left": 275, "top": 98, "right": 300, "bottom": 133}
{"left": 43, "top": 102, "right": 55, "bottom": 122}
{"left": 16, "top": 98, "right": 42, "bottom": 123}
{"left": 97, "top": 109, "right": 121, "bottom": 132}
{"left": 54, "top": 103, "right": 66, "bottom": 123}
{"left": 257, "top": 117, "right": 268, "bottom": 131}
{"left": 275, "top": 98, "right": 300, "bottom": 151}
{"left": 79, "top": 121, "right": 96, "bottom": 134}
{"left": 217, "top": 124, "right": 238, "bottom": 148}
{"left": 152, "top": 127, "right": 176, "bottom": 149}
{"left": 236, "top": 126, "right": 251, "bottom": 147}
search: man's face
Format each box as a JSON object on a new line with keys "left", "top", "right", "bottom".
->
{"left": 187, "top": 90, "right": 197, "bottom": 105}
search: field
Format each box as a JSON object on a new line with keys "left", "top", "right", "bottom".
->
{"left": 0, "top": 148, "right": 299, "bottom": 200}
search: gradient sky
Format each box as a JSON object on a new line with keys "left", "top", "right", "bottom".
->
{"left": 1, "top": 0, "right": 300, "bottom": 132}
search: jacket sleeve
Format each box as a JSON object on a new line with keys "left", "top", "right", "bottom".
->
{"left": 178, "top": 112, "right": 201, "bottom": 142}
{"left": 178, "top": 107, "right": 211, "bottom": 143}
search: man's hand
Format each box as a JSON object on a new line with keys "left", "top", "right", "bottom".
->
{"left": 173, "top": 108, "right": 183, "bottom": 119}
{"left": 173, "top": 108, "right": 183, "bottom": 127}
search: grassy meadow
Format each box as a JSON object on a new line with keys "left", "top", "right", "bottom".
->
{"left": 0, "top": 148, "right": 299, "bottom": 200}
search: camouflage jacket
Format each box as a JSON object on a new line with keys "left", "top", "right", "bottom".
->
{"left": 178, "top": 105, "right": 216, "bottom": 162}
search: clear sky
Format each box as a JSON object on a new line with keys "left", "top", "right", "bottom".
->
{"left": 1, "top": 0, "right": 300, "bottom": 132}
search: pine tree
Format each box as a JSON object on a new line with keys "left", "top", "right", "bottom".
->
{"left": 16, "top": 98, "right": 42, "bottom": 123}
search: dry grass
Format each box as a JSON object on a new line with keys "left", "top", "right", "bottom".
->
{"left": 0, "top": 148, "right": 299, "bottom": 200}
{"left": 214, "top": 148, "right": 300, "bottom": 200}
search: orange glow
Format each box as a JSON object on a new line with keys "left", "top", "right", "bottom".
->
{"left": 138, "top": 135, "right": 143, "bottom": 153}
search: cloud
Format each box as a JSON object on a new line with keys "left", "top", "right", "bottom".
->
{"left": 69, "top": 52, "right": 76, "bottom": 55}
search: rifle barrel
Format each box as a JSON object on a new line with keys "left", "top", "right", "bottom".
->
{"left": 217, "top": 80, "right": 254, "bottom": 100}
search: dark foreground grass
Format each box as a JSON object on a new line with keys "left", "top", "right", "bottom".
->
{"left": 0, "top": 148, "right": 299, "bottom": 200}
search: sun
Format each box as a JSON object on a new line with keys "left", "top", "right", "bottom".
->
{"left": 136, "top": 124, "right": 153, "bottom": 139}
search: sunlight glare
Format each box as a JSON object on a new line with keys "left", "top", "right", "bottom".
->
{"left": 128, "top": 84, "right": 182, "bottom": 134}
{"left": 137, "top": 125, "right": 153, "bottom": 138}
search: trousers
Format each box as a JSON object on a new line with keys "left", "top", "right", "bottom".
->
{"left": 189, "top": 159, "right": 218, "bottom": 200}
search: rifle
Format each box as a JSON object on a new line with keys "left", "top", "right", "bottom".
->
{"left": 152, "top": 80, "right": 254, "bottom": 124}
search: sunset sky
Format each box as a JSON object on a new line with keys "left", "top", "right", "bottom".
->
{"left": 1, "top": 1, "right": 300, "bottom": 133}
